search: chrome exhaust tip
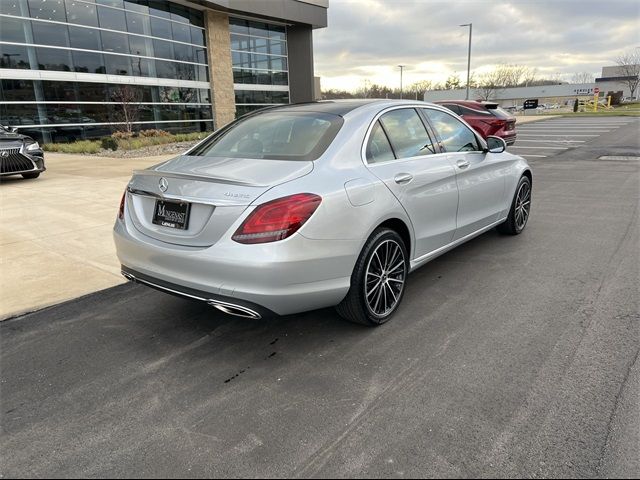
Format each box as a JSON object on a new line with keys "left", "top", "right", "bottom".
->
{"left": 207, "top": 300, "right": 262, "bottom": 319}
{"left": 122, "top": 271, "right": 136, "bottom": 282}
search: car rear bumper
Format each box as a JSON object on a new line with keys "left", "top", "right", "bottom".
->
{"left": 121, "top": 266, "right": 277, "bottom": 319}
{"left": 113, "top": 215, "right": 358, "bottom": 316}
{"left": 502, "top": 134, "right": 517, "bottom": 145}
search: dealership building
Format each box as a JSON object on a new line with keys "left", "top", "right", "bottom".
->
{"left": 423, "top": 65, "right": 639, "bottom": 107}
{"left": 0, "top": 0, "right": 328, "bottom": 142}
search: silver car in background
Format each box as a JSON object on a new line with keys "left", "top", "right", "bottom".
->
{"left": 114, "top": 100, "right": 532, "bottom": 325}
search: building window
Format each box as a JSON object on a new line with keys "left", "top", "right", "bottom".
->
{"left": 0, "top": 0, "right": 212, "bottom": 139}
{"left": 230, "top": 17, "right": 289, "bottom": 117}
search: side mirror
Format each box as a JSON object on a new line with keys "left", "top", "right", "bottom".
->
{"left": 486, "top": 136, "right": 506, "bottom": 153}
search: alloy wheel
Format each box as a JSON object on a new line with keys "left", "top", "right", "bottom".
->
{"left": 364, "top": 239, "right": 407, "bottom": 318}
{"left": 515, "top": 181, "right": 531, "bottom": 231}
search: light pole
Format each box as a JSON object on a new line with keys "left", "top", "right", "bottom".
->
{"left": 398, "top": 65, "right": 405, "bottom": 99}
{"left": 460, "top": 23, "right": 472, "bottom": 100}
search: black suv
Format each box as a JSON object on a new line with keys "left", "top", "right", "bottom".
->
{"left": 0, "top": 125, "right": 45, "bottom": 179}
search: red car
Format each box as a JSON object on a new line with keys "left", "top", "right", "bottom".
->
{"left": 435, "top": 100, "right": 517, "bottom": 145}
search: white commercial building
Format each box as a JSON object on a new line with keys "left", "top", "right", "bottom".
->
{"left": 423, "top": 65, "right": 638, "bottom": 106}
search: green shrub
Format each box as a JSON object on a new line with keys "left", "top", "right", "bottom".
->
{"left": 41, "top": 131, "right": 213, "bottom": 154}
{"left": 101, "top": 137, "right": 118, "bottom": 151}
{"left": 42, "top": 140, "right": 102, "bottom": 154}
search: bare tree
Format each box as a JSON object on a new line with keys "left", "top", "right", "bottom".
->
{"left": 571, "top": 72, "right": 594, "bottom": 84}
{"left": 445, "top": 74, "right": 462, "bottom": 90}
{"left": 475, "top": 66, "right": 509, "bottom": 100}
{"left": 615, "top": 50, "right": 640, "bottom": 99}
{"left": 110, "top": 85, "right": 141, "bottom": 134}
{"left": 520, "top": 67, "right": 538, "bottom": 87}
{"left": 407, "top": 80, "right": 434, "bottom": 100}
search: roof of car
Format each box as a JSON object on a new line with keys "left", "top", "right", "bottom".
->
{"left": 267, "top": 99, "right": 387, "bottom": 116}
{"left": 249, "top": 99, "right": 447, "bottom": 118}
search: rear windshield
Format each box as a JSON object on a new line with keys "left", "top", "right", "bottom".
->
{"left": 489, "top": 107, "right": 514, "bottom": 119}
{"left": 188, "top": 111, "right": 343, "bottom": 161}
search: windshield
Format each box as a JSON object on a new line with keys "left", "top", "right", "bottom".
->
{"left": 189, "top": 111, "right": 343, "bottom": 161}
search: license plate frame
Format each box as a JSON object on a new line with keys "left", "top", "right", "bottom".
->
{"left": 152, "top": 199, "right": 191, "bottom": 230}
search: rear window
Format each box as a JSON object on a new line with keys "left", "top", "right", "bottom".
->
{"left": 188, "top": 111, "right": 343, "bottom": 161}
{"left": 489, "top": 107, "right": 514, "bottom": 119}
{"left": 460, "top": 105, "right": 491, "bottom": 116}
{"left": 441, "top": 104, "right": 462, "bottom": 115}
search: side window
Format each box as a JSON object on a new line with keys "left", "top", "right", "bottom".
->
{"left": 366, "top": 121, "right": 395, "bottom": 163}
{"left": 442, "top": 104, "right": 462, "bottom": 115}
{"left": 422, "top": 109, "right": 481, "bottom": 153}
{"left": 379, "top": 108, "right": 435, "bottom": 158}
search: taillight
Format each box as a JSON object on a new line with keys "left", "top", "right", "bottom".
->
{"left": 118, "top": 190, "right": 126, "bottom": 220}
{"left": 232, "top": 193, "right": 322, "bottom": 244}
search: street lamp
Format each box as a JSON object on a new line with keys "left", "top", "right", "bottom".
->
{"left": 398, "top": 65, "right": 405, "bottom": 99}
{"left": 459, "top": 23, "right": 472, "bottom": 100}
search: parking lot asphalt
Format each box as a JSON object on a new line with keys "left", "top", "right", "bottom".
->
{"left": 508, "top": 116, "right": 637, "bottom": 159}
{"left": 1, "top": 117, "right": 639, "bottom": 478}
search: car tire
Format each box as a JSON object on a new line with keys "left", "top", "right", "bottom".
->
{"left": 497, "top": 175, "right": 531, "bottom": 235}
{"left": 336, "top": 228, "right": 409, "bottom": 326}
{"left": 22, "top": 172, "right": 40, "bottom": 179}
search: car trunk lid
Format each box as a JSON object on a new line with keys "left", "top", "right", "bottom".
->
{"left": 126, "top": 155, "right": 313, "bottom": 247}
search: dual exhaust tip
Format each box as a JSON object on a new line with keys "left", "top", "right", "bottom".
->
{"left": 206, "top": 301, "right": 261, "bottom": 319}
{"left": 122, "top": 271, "right": 261, "bottom": 319}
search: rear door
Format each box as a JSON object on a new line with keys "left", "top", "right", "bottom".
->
{"left": 364, "top": 107, "right": 459, "bottom": 258}
{"left": 421, "top": 107, "right": 506, "bottom": 240}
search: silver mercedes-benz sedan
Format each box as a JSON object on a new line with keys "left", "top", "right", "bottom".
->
{"left": 114, "top": 100, "right": 532, "bottom": 325}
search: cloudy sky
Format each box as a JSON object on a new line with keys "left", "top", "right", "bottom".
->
{"left": 313, "top": 0, "right": 640, "bottom": 91}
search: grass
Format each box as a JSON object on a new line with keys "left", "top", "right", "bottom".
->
{"left": 42, "top": 140, "right": 102, "bottom": 154}
{"left": 541, "top": 103, "right": 640, "bottom": 117}
{"left": 116, "top": 131, "right": 209, "bottom": 150}
{"left": 42, "top": 131, "right": 211, "bottom": 154}
{"left": 544, "top": 110, "right": 640, "bottom": 117}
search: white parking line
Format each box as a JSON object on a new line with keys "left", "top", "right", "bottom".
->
{"left": 518, "top": 126, "right": 613, "bottom": 129}
{"left": 509, "top": 146, "right": 571, "bottom": 149}
{"left": 518, "top": 134, "right": 599, "bottom": 137}
{"left": 518, "top": 129, "right": 611, "bottom": 132}
{"left": 518, "top": 154, "right": 548, "bottom": 158}
{"left": 520, "top": 125, "right": 623, "bottom": 128}
{"left": 516, "top": 139, "right": 585, "bottom": 143}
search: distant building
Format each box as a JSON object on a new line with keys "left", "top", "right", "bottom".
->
{"left": 596, "top": 65, "right": 640, "bottom": 86}
{"left": 423, "top": 64, "right": 638, "bottom": 106}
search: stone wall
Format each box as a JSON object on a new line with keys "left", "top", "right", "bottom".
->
{"left": 205, "top": 10, "right": 236, "bottom": 129}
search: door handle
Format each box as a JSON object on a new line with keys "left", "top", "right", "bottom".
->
{"left": 394, "top": 173, "right": 413, "bottom": 185}
{"left": 456, "top": 159, "right": 470, "bottom": 169}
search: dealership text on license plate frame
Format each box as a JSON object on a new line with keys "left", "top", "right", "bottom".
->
{"left": 152, "top": 199, "right": 191, "bottom": 230}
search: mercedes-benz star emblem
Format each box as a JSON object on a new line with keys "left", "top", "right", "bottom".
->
{"left": 159, "top": 177, "right": 168, "bottom": 192}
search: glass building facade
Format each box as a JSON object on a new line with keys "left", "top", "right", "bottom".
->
{"left": 0, "top": 0, "right": 326, "bottom": 143}
{"left": 0, "top": 0, "right": 212, "bottom": 142}
{"left": 229, "top": 17, "right": 290, "bottom": 117}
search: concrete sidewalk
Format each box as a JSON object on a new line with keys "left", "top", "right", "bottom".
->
{"left": 0, "top": 152, "right": 174, "bottom": 320}
{"left": 515, "top": 114, "right": 556, "bottom": 124}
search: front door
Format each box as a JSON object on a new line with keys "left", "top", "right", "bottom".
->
{"left": 365, "top": 108, "right": 459, "bottom": 258}
{"left": 421, "top": 108, "right": 506, "bottom": 240}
